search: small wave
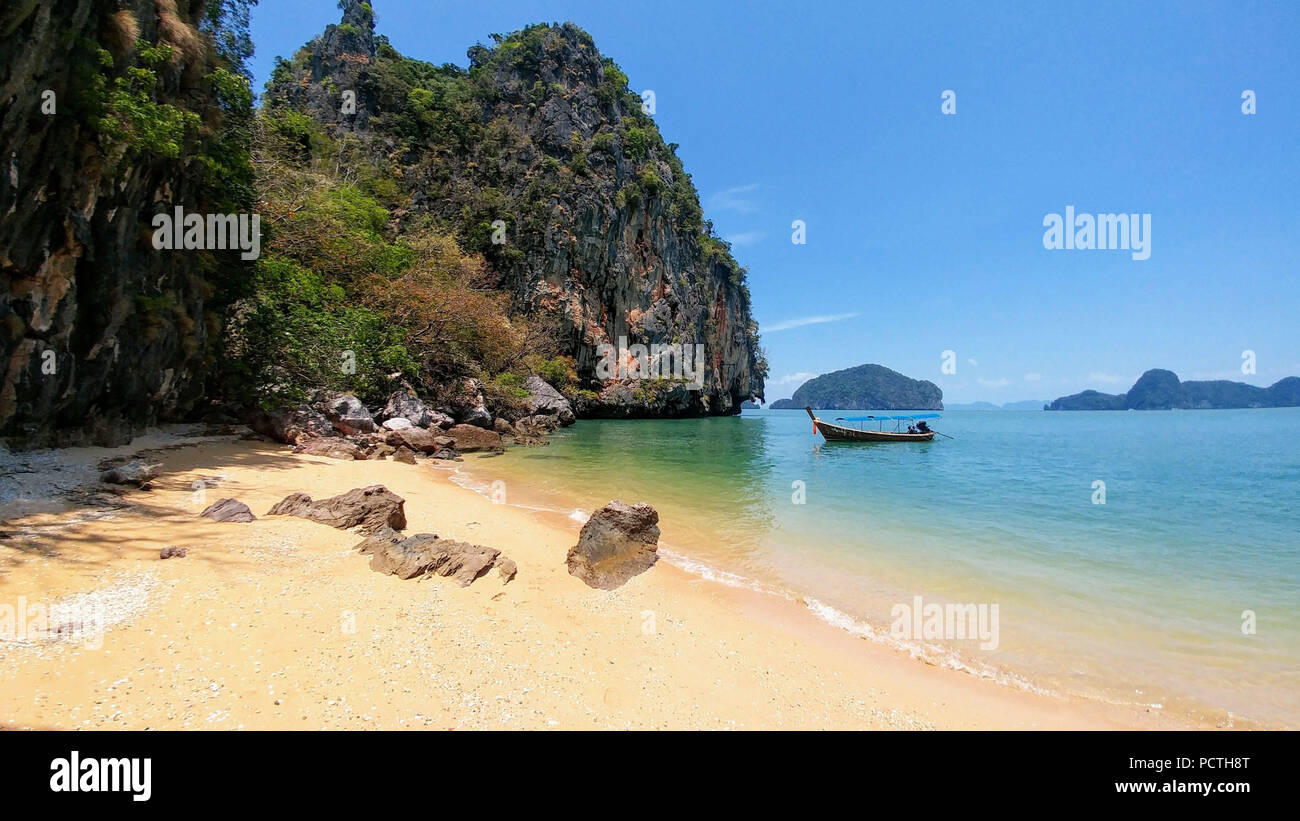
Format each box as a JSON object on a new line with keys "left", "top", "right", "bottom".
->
{"left": 449, "top": 463, "right": 1057, "bottom": 699}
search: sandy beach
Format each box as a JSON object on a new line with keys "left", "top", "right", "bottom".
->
{"left": 0, "top": 429, "right": 1200, "bottom": 730}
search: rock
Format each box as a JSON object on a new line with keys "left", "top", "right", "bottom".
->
{"left": 443, "top": 378, "right": 493, "bottom": 428}
{"left": 525, "top": 375, "right": 576, "bottom": 426}
{"left": 496, "top": 557, "right": 518, "bottom": 583}
{"left": 566, "top": 500, "right": 660, "bottom": 589}
{"left": 251, "top": 405, "right": 335, "bottom": 444}
{"left": 100, "top": 461, "right": 162, "bottom": 487}
{"left": 392, "top": 446, "right": 417, "bottom": 464}
{"left": 382, "top": 417, "right": 413, "bottom": 431}
{"left": 428, "top": 410, "right": 456, "bottom": 430}
{"left": 292, "top": 437, "right": 362, "bottom": 460}
{"left": 159, "top": 546, "right": 188, "bottom": 559}
{"left": 461, "top": 404, "right": 493, "bottom": 429}
{"left": 516, "top": 414, "right": 561, "bottom": 435}
{"left": 267, "top": 485, "right": 406, "bottom": 534}
{"left": 493, "top": 417, "right": 513, "bottom": 434}
{"left": 356, "top": 527, "right": 515, "bottom": 586}
{"left": 316, "top": 392, "right": 376, "bottom": 435}
{"left": 379, "top": 391, "right": 433, "bottom": 428}
{"left": 200, "top": 498, "right": 257, "bottom": 523}
{"left": 430, "top": 448, "right": 461, "bottom": 461}
{"left": 446, "top": 424, "right": 504, "bottom": 453}
{"left": 365, "top": 444, "right": 395, "bottom": 460}
{"left": 383, "top": 427, "right": 443, "bottom": 454}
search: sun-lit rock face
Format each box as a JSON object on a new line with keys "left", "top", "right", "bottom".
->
{"left": 265, "top": 7, "right": 766, "bottom": 417}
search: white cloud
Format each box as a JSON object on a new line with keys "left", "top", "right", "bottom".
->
{"left": 705, "top": 184, "right": 759, "bottom": 213}
{"left": 724, "top": 230, "right": 765, "bottom": 247}
{"left": 967, "top": 358, "right": 979, "bottom": 367}
{"left": 764, "top": 312, "right": 861, "bottom": 333}
{"left": 776, "top": 371, "right": 818, "bottom": 385}
{"left": 1024, "top": 372, "right": 1042, "bottom": 382}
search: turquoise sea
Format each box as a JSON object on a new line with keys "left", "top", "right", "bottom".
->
{"left": 462, "top": 407, "right": 1300, "bottom": 728}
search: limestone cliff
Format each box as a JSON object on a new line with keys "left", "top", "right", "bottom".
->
{"left": 264, "top": 3, "right": 766, "bottom": 416}
{"left": 1, "top": 0, "right": 253, "bottom": 446}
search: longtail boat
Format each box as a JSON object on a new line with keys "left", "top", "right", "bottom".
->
{"left": 805, "top": 406, "right": 940, "bottom": 442}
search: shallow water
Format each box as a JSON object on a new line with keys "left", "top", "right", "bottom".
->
{"left": 466, "top": 407, "right": 1300, "bottom": 728}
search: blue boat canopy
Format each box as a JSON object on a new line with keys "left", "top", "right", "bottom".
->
{"left": 837, "top": 413, "right": 942, "bottom": 421}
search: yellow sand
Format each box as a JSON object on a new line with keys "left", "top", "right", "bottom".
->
{"left": 0, "top": 434, "right": 1200, "bottom": 730}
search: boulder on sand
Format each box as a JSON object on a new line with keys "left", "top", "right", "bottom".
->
{"left": 566, "top": 500, "right": 660, "bottom": 590}
{"left": 383, "top": 427, "right": 452, "bottom": 454}
{"left": 356, "top": 527, "right": 515, "bottom": 586}
{"left": 267, "top": 485, "right": 406, "bottom": 534}
{"left": 292, "top": 437, "right": 362, "bottom": 460}
{"left": 100, "top": 461, "right": 161, "bottom": 487}
{"left": 200, "top": 498, "right": 257, "bottom": 523}
{"left": 446, "top": 424, "right": 503, "bottom": 453}
{"left": 391, "top": 446, "right": 418, "bottom": 464}
{"left": 159, "top": 546, "right": 188, "bottom": 559}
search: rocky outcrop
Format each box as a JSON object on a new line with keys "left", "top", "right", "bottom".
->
{"left": 263, "top": 9, "right": 766, "bottom": 419}
{"left": 566, "top": 500, "right": 660, "bottom": 589}
{"left": 251, "top": 405, "right": 334, "bottom": 444}
{"left": 200, "top": 498, "right": 256, "bottom": 523}
{"left": 1, "top": 0, "right": 253, "bottom": 447}
{"left": 267, "top": 485, "right": 406, "bottom": 534}
{"left": 436, "top": 378, "right": 493, "bottom": 428}
{"left": 316, "top": 393, "right": 375, "bottom": 435}
{"left": 357, "top": 527, "right": 516, "bottom": 586}
{"left": 525, "top": 376, "right": 575, "bottom": 426}
{"left": 771, "top": 364, "right": 943, "bottom": 410}
{"left": 379, "top": 391, "right": 436, "bottom": 428}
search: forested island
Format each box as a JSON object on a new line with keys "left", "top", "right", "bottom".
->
{"left": 770, "top": 364, "right": 943, "bottom": 410}
{"left": 1048, "top": 369, "right": 1300, "bottom": 410}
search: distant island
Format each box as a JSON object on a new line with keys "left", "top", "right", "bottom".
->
{"left": 770, "top": 364, "right": 943, "bottom": 410}
{"left": 1048, "top": 369, "right": 1300, "bottom": 410}
{"left": 946, "top": 400, "right": 1046, "bottom": 411}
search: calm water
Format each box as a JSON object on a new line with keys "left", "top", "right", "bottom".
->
{"left": 463, "top": 408, "right": 1300, "bottom": 727}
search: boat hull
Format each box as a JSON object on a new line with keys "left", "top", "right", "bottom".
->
{"left": 815, "top": 421, "right": 935, "bottom": 442}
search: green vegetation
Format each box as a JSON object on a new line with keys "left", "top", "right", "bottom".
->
{"left": 224, "top": 110, "right": 561, "bottom": 409}
{"left": 239, "top": 16, "right": 764, "bottom": 410}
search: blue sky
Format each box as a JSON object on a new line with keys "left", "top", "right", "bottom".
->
{"left": 249, "top": 0, "right": 1299, "bottom": 403}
